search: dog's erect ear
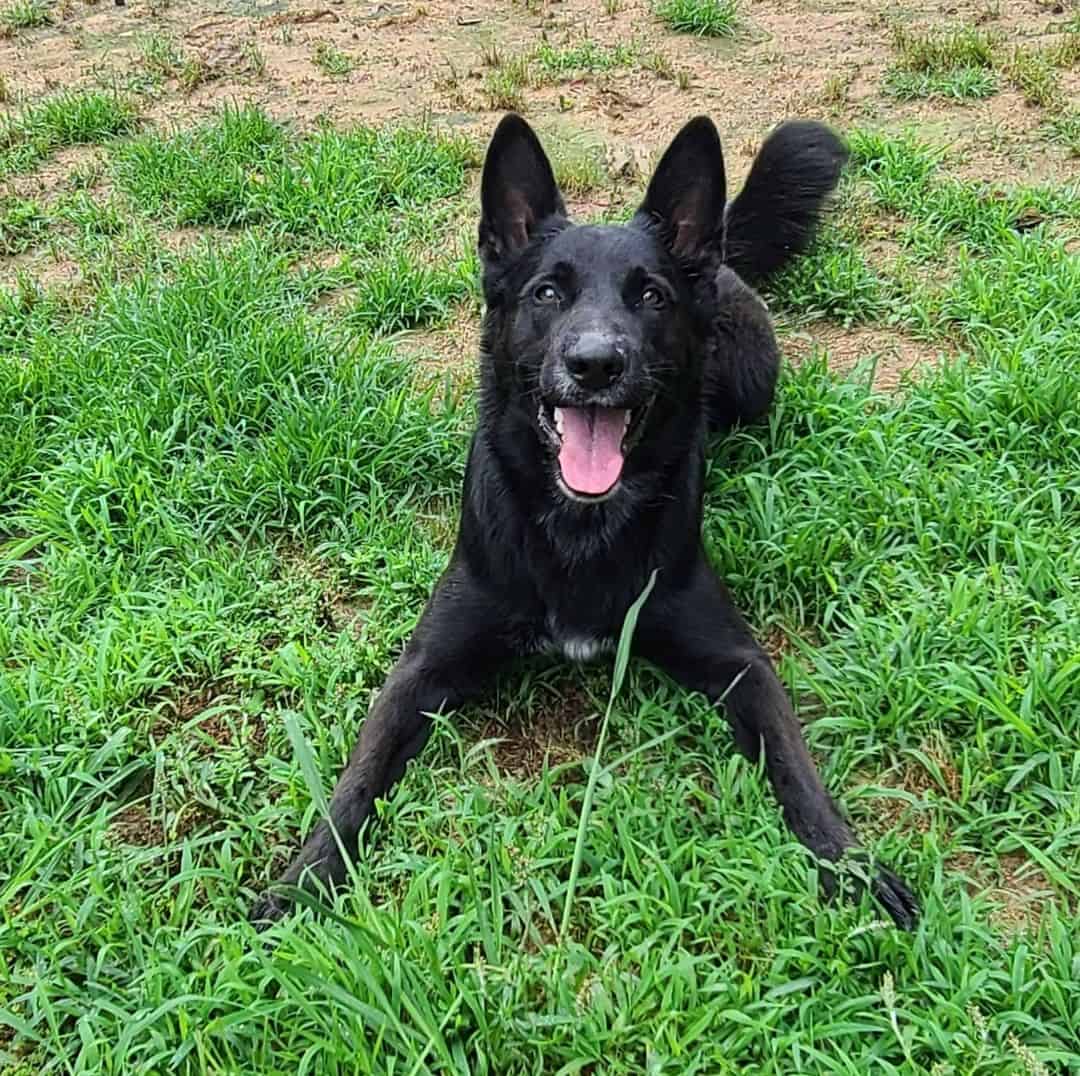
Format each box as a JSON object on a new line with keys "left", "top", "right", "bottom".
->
{"left": 479, "top": 114, "right": 565, "bottom": 262}
{"left": 636, "top": 116, "right": 726, "bottom": 258}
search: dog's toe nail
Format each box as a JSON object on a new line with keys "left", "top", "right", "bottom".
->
{"left": 874, "top": 868, "right": 919, "bottom": 930}
{"left": 249, "top": 895, "right": 285, "bottom": 929}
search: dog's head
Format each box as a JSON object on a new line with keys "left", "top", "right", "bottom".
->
{"left": 477, "top": 114, "right": 726, "bottom": 504}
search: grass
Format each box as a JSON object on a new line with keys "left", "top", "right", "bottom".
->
{"left": 541, "top": 127, "right": 610, "bottom": 195}
{"left": 0, "top": 90, "right": 138, "bottom": 178}
{"left": 1003, "top": 46, "right": 1063, "bottom": 108}
{"left": 883, "top": 17, "right": 1080, "bottom": 117}
{"left": 136, "top": 30, "right": 262, "bottom": 89}
{"left": 883, "top": 19, "right": 1078, "bottom": 111}
{"left": 1, "top": 93, "right": 1079, "bottom": 1076}
{"left": 0, "top": 195, "right": 48, "bottom": 255}
{"left": 655, "top": 0, "right": 738, "bottom": 37}
{"left": 312, "top": 40, "right": 354, "bottom": 78}
{"left": 844, "top": 128, "right": 1080, "bottom": 258}
{"left": 0, "top": 0, "right": 50, "bottom": 35}
{"left": 884, "top": 66, "right": 998, "bottom": 101}
{"left": 890, "top": 24, "right": 998, "bottom": 73}
{"left": 532, "top": 38, "right": 639, "bottom": 76}
{"left": 1043, "top": 109, "right": 1080, "bottom": 157}
{"left": 482, "top": 55, "right": 531, "bottom": 111}
{"left": 768, "top": 226, "right": 887, "bottom": 325}
{"left": 480, "top": 37, "right": 647, "bottom": 109}
{"left": 1047, "top": 12, "right": 1079, "bottom": 68}
{"left": 885, "top": 23, "right": 999, "bottom": 101}
{"left": 821, "top": 68, "right": 857, "bottom": 109}
{"left": 137, "top": 31, "right": 186, "bottom": 80}
{"left": 111, "top": 105, "right": 474, "bottom": 245}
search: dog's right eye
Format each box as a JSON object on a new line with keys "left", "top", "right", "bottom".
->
{"left": 534, "top": 284, "right": 560, "bottom": 305}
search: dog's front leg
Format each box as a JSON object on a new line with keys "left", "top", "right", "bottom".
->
{"left": 250, "top": 569, "right": 515, "bottom": 925}
{"left": 637, "top": 563, "right": 919, "bottom": 929}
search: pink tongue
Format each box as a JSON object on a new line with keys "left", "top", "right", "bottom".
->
{"left": 556, "top": 406, "right": 628, "bottom": 496}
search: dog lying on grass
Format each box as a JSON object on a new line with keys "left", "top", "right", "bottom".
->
{"left": 251, "top": 113, "right": 919, "bottom": 931}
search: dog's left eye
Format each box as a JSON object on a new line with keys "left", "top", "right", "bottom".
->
{"left": 641, "top": 286, "right": 665, "bottom": 309}
{"left": 534, "top": 284, "right": 561, "bottom": 305}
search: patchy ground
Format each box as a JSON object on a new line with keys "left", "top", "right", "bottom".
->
{"left": 2, "top": 1, "right": 1078, "bottom": 383}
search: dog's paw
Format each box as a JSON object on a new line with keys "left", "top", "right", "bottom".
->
{"left": 822, "top": 855, "right": 920, "bottom": 931}
{"left": 248, "top": 891, "right": 288, "bottom": 930}
{"left": 871, "top": 865, "right": 920, "bottom": 931}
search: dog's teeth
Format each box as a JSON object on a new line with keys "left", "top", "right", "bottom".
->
{"left": 624, "top": 411, "right": 632, "bottom": 429}
{"left": 554, "top": 407, "right": 564, "bottom": 435}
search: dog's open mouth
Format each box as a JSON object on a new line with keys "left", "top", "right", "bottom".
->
{"left": 537, "top": 401, "right": 652, "bottom": 498}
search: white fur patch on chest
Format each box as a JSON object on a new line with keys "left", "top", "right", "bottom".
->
{"left": 543, "top": 620, "right": 615, "bottom": 663}
{"left": 560, "top": 636, "right": 608, "bottom": 662}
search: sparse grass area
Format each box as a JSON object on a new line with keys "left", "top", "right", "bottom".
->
{"left": 655, "top": 0, "right": 738, "bottom": 37}
{"left": 884, "top": 18, "right": 1079, "bottom": 114}
{"left": 890, "top": 24, "right": 998, "bottom": 73}
{"left": 0, "top": 0, "right": 50, "bottom": 35}
{"left": 1047, "top": 12, "right": 1080, "bottom": 68}
{"left": 0, "top": 90, "right": 138, "bottom": 178}
{"left": 532, "top": 38, "right": 639, "bottom": 76}
{"left": 2, "top": 15, "right": 1080, "bottom": 1074}
{"left": 479, "top": 36, "right": 689, "bottom": 109}
{"left": 312, "top": 40, "right": 354, "bottom": 78}
{"left": 1043, "top": 109, "right": 1080, "bottom": 157}
{"left": 884, "top": 65, "right": 998, "bottom": 101}
{"left": 885, "top": 23, "right": 999, "bottom": 101}
{"left": 821, "top": 67, "right": 857, "bottom": 109}
{"left": 136, "top": 30, "right": 262, "bottom": 90}
{"left": 241, "top": 37, "right": 266, "bottom": 78}
{"left": 0, "top": 194, "right": 47, "bottom": 254}
{"left": 482, "top": 54, "right": 531, "bottom": 110}
{"left": 1003, "top": 45, "right": 1063, "bottom": 108}
{"left": 542, "top": 128, "right": 610, "bottom": 195}
{"left": 137, "top": 31, "right": 186, "bottom": 80}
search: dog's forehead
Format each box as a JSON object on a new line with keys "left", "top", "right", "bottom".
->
{"left": 539, "top": 223, "right": 664, "bottom": 274}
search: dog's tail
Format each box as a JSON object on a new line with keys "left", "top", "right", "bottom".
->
{"left": 720, "top": 121, "right": 848, "bottom": 284}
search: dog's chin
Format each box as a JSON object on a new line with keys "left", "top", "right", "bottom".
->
{"left": 537, "top": 397, "right": 653, "bottom": 505}
{"left": 553, "top": 473, "right": 622, "bottom": 504}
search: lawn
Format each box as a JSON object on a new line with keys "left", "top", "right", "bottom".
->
{"left": 1, "top": 1, "right": 1078, "bottom": 1073}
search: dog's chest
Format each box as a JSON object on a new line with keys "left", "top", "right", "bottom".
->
{"left": 540, "top": 616, "right": 615, "bottom": 663}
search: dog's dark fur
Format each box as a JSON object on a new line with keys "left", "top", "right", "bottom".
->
{"left": 251, "top": 115, "right": 918, "bottom": 930}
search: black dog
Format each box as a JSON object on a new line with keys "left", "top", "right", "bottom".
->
{"left": 251, "top": 114, "right": 918, "bottom": 930}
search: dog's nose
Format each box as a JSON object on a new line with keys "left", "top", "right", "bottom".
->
{"left": 564, "top": 332, "right": 625, "bottom": 392}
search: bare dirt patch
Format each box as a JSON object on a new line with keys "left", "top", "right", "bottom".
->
{"left": 110, "top": 803, "right": 165, "bottom": 847}
{"left": 151, "top": 682, "right": 240, "bottom": 749}
{"left": 0, "top": 249, "right": 83, "bottom": 292}
{"left": 949, "top": 850, "right": 1057, "bottom": 935}
{"left": 856, "top": 733, "right": 963, "bottom": 835}
{"left": 470, "top": 678, "right": 600, "bottom": 780}
{"left": 396, "top": 307, "right": 479, "bottom": 385}
{"left": 109, "top": 799, "right": 217, "bottom": 847}
{"left": 3, "top": 0, "right": 1077, "bottom": 388}
{"left": 2, "top": 0, "right": 1076, "bottom": 190}
{"left": 783, "top": 323, "right": 951, "bottom": 390}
